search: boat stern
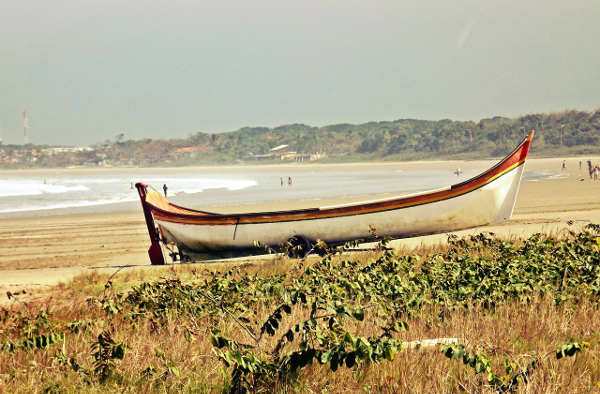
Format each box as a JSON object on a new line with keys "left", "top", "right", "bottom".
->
{"left": 135, "top": 183, "right": 166, "bottom": 265}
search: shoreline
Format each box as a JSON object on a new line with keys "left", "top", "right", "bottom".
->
{"left": 2, "top": 155, "right": 600, "bottom": 175}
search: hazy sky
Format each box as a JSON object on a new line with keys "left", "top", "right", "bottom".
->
{"left": 1, "top": 0, "right": 599, "bottom": 146}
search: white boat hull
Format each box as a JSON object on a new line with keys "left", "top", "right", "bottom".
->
{"left": 157, "top": 163, "right": 524, "bottom": 252}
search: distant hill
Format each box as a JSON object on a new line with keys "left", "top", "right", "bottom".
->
{"left": 2, "top": 109, "right": 600, "bottom": 168}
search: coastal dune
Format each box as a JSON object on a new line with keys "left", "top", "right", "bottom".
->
{"left": 1, "top": 157, "right": 600, "bottom": 299}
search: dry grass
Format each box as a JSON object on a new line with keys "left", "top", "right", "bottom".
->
{"left": 1, "top": 239, "right": 600, "bottom": 393}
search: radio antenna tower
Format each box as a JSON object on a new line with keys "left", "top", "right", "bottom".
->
{"left": 23, "top": 109, "right": 28, "bottom": 144}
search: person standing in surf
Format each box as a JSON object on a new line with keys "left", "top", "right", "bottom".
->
{"left": 163, "top": 184, "right": 168, "bottom": 197}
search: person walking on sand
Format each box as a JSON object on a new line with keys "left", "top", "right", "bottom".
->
{"left": 163, "top": 184, "right": 168, "bottom": 197}
{"left": 595, "top": 166, "right": 599, "bottom": 181}
{"left": 562, "top": 160, "right": 567, "bottom": 170}
{"left": 579, "top": 161, "right": 582, "bottom": 170}
{"left": 588, "top": 160, "right": 593, "bottom": 180}
{"left": 280, "top": 178, "right": 283, "bottom": 186}
{"left": 288, "top": 177, "right": 292, "bottom": 186}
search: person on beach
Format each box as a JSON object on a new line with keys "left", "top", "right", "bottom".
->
{"left": 588, "top": 160, "right": 593, "bottom": 180}
{"left": 579, "top": 161, "right": 582, "bottom": 170}
{"left": 288, "top": 177, "right": 292, "bottom": 186}
{"left": 131, "top": 182, "right": 133, "bottom": 189}
{"left": 562, "top": 160, "right": 566, "bottom": 170}
{"left": 280, "top": 178, "right": 283, "bottom": 186}
{"left": 595, "top": 166, "right": 599, "bottom": 181}
{"left": 163, "top": 184, "right": 168, "bottom": 197}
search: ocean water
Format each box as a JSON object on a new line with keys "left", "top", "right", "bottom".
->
{"left": 0, "top": 167, "right": 562, "bottom": 218}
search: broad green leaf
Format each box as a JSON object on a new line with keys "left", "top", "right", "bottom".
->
{"left": 360, "top": 338, "right": 370, "bottom": 348}
{"left": 114, "top": 345, "right": 125, "bottom": 359}
{"left": 453, "top": 346, "right": 465, "bottom": 361}
{"left": 345, "top": 352, "right": 356, "bottom": 368}
{"left": 330, "top": 352, "right": 339, "bottom": 372}
{"left": 285, "top": 330, "right": 294, "bottom": 342}
{"left": 384, "top": 346, "right": 394, "bottom": 361}
{"left": 352, "top": 309, "right": 365, "bottom": 321}
{"left": 170, "top": 366, "right": 180, "bottom": 377}
{"left": 319, "top": 351, "right": 332, "bottom": 364}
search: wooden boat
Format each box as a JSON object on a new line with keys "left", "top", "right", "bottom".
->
{"left": 136, "top": 130, "right": 534, "bottom": 265}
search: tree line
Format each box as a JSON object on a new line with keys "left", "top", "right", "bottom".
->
{"left": 2, "top": 109, "right": 599, "bottom": 168}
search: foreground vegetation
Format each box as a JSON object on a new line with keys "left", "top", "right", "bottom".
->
{"left": 2, "top": 226, "right": 600, "bottom": 392}
{"left": 2, "top": 109, "right": 600, "bottom": 168}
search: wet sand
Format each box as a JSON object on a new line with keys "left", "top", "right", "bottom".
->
{"left": 1, "top": 157, "right": 599, "bottom": 302}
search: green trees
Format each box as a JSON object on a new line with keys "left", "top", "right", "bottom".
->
{"left": 3, "top": 109, "right": 600, "bottom": 169}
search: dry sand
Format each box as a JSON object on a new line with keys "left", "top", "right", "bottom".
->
{"left": 2, "top": 157, "right": 599, "bottom": 303}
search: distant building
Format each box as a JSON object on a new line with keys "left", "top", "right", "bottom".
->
{"left": 43, "top": 147, "right": 95, "bottom": 155}
{"left": 246, "top": 144, "right": 326, "bottom": 162}
{"left": 174, "top": 147, "right": 203, "bottom": 159}
{"left": 270, "top": 144, "right": 289, "bottom": 154}
{"left": 280, "top": 152, "right": 297, "bottom": 160}
{"left": 294, "top": 153, "right": 325, "bottom": 162}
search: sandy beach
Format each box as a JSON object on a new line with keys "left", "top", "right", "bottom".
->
{"left": 2, "top": 156, "right": 600, "bottom": 302}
